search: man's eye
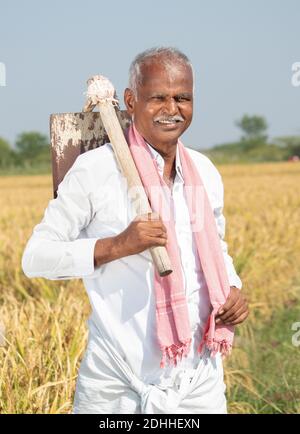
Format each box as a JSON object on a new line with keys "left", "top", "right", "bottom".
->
{"left": 176, "top": 96, "right": 191, "bottom": 102}
{"left": 152, "top": 96, "right": 165, "bottom": 101}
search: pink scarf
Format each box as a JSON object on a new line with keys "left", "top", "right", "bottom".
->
{"left": 126, "top": 123, "right": 234, "bottom": 368}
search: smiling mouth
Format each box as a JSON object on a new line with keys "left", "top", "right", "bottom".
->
{"left": 155, "top": 120, "right": 182, "bottom": 125}
{"left": 154, "top": 119, "right": 183, "bottom": 126}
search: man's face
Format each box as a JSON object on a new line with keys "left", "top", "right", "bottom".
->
{"left": 124, "top": 61, "right": 193, "bottom": 149}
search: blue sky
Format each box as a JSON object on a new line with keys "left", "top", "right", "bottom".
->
{"left": 0, "top": 0, "right": 299, "bottom": 149}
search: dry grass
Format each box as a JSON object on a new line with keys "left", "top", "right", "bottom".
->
{"left": 0, "top": 162, "right": 299, "bottom": 413}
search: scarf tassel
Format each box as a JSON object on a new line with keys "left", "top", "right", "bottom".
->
{"left": 198, "top": 310, "right": 233, "bottom": 358}
{"left": 199, "top": 337, "right": 232, "bottom": 358}
{"left": 160, "top": 339, "right": 192, "bottom": 369}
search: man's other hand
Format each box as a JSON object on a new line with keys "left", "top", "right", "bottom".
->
{"left": 215, "top": 286, "right": 249, "bottom": 326}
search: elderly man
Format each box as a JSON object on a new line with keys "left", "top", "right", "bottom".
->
{"left": 22, "top": 47, "right": 248, "bottom": 414}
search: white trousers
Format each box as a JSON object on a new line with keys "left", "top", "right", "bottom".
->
{"left": 73, "top": 327, "right": 227, "bottom": 414}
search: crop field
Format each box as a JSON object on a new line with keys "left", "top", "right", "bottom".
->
{"left": 0, "top": 162, "right": 299, "bottom": 413}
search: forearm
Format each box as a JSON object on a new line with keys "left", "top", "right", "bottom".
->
{"left": 94, "top": 235, "right": 127, "bottom": 268}
{"left": 94, "top": 214, "right": 167, "bottom": 268}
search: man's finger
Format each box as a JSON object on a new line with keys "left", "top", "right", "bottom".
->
{"left": 146, "top": 236, "right": 168, "bottom": 247}
{"left": 217, "top": 292, "right": 239, "bottom": 316}
{"left": 217, "top": 287, "right": 240, "bottom": 315}
{"left": 222, "top": 303, "right": 248, "bottom": 325}
{"left": 217, "top": 298, "right": 244, "bottom": 322}
{"left": 227, "top": 310, "right": 249, "bottom": 326}
{"left": 139, "top": 220, "right": 167, "bottom": 232}
{"left": 147, "top": 228, "right": 168, "bottom": 238}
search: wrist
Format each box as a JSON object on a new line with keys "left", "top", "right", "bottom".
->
{"left": 113, "top": 233, "right": 127, "bottom": 259}
{"left": 94, "top": 236, "right": 124, "bottom": 268}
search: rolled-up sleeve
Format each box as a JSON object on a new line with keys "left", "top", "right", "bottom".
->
{"left": 21, "top": 158, "right": 99, "bottom": 280}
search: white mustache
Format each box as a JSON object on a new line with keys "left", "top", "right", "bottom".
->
{"left": 154, "top": 115, "right": 184, "bottom": 122}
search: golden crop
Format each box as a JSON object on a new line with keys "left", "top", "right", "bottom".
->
{"left": 0, "top": 162, "right": 299, "bottom": 413}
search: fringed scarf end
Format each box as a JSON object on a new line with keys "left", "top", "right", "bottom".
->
{"left": 199, "top": 337, "right": 232, "bottom": 357}
{"left": 160, "top": 339, "right": 192, "bottom": 369}
{"left": 198, "top": 309, "right": 233, "bottom": 358}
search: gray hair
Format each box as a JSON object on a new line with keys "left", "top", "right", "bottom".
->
{"left": 128, "top": 47, "right": 194, "bottom": 98}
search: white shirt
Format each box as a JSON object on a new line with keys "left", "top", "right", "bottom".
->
{"left": 21, "top": 142, "right": 242, "bottom": 413}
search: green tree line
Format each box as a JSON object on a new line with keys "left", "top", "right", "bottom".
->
{"left": 204, "top": 115, "right": 300, "bottom": 164}
{"left": 1, "top": 116, "right": 300, "bottom": 174}
{"left": 0, "top": 132, "right": 51, "bottom": 174}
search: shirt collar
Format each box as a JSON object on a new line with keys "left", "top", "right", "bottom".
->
{"left": 146, "top": 142, "right": 184, "bottom": 182}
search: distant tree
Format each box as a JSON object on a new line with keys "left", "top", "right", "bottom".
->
{"left": 274, "top": 136, "right": 300, "bottom": 157}
{"left": 15, "top": 131, "right": 49, "bottom": 161}
{"left": 0, "top": 137, "right": 14, "bottom": 168}
{"left": 236, "top": 115, "right": 268, "bottom": 143}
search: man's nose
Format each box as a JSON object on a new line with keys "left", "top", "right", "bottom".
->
{"left": 163, "top": 97, "right": 178, "bottom": 115}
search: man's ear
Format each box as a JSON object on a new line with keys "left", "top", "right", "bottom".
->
{"left": 124, "top": 88, "right": 135, "bottom": 116}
